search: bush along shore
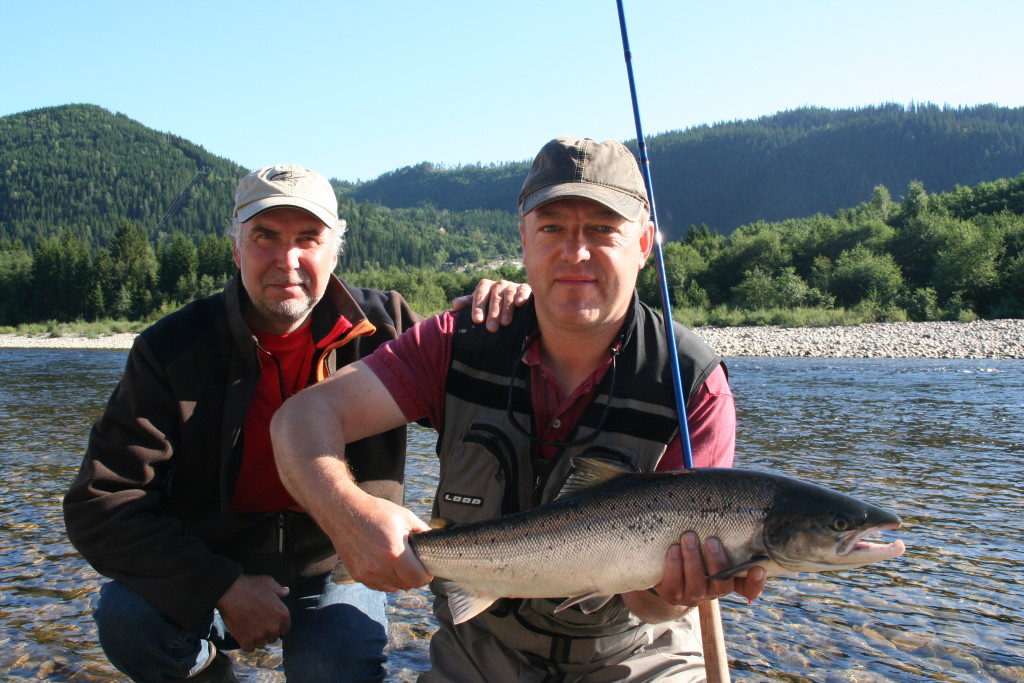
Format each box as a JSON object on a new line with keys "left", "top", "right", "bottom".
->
{"left": 1, "top": 319, "right": 1021, "bottom": 359}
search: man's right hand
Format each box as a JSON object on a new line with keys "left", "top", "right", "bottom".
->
{"left": 334, "top": 492, "right": 433, "bottom": 593}
{"left": 451, "top": 278, "right": 531, "bottom": 332}
{"left": 216, "top": 574, "right": 291, "bottom": 651}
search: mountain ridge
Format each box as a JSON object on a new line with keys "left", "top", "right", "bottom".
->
{"left": 2, "top": 102, "right": 1023, "bottom": 249}
{"left": 347, "top": 103, "right": 1024, "bottom": 239}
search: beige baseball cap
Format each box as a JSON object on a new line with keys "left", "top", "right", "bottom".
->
{"left": 517, "top": 136, "right": 649, "bottom": 221}
{"left": 233, "top": 163, "right": 338, "bottom": 227}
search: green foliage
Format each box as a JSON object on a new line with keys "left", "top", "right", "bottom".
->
{"left": 898, "top": 288, "right": 942, "bottom": 322}
{"left": 0, "top": 105, "right": 521, "bottom": 275}
{"left": 667, "top": 174, "right": 1024, "bottom": 323}
{"left": 994, "top": 253, "right": 1024, "bottom": 317}
{"left": 830, "top": 245, "right": 905, "bottom": 308}
{"left": 0, "top": 105, "right": 244, "bottom": 249}
{"left": 109, "top": 220, "right": 160, "bottom": 319}
{"left": 197, "top": 234, "right": 236, "bottom": 283}
{"left": 346, "top": 103, "right": 1024, "bottom": 240}
{"left": 340, "top": 263, "right": 527, "bottom": 317}
{"left": 693, "top": 305, "right": 905, "bottom": 328}
{"left": 2, "top": 104, "right": 1023, "bottom": 327}
{"left": 730, "top": 266, "right": 834, "bottom": 310}
{"left": 0, "top": 318, "right": 145, "bottom": 337}
{"left": 31, "top": 235, "right": 92, "bottom": 321}
{"left": 637, "top": 242, "right": 710, "bottom": 308}
{"left": 342, "top": 161, "right": 527, "bottom": 214}
{"left": 3, "top": 170, "right": 1023, "bottom": 326}
{"left": 158, "top": 232, "right": 198, "bottom": 298}
{"left": 0, "top": 240, "right": 33, "bottom": 324}
{"left": 336, "top": 200, "right": 520, "bottom": 272}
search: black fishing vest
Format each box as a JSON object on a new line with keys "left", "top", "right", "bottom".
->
{"left": 431, "top": 294, "right": 723, "bottom": 638}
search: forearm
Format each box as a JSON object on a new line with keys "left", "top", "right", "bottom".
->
{"left": 273, "top": 359, "right": 413, "bottom": 517}
{"left": 271, "top": 364, "right": 432, "bottom": 591}
{"left": 271, "top": 392, "right": 366, "bottom": 540}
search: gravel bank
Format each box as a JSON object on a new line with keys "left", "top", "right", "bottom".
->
{"left": 694, "top": 319, "right": 1023, "bottom": 359}
{"left": 0, "top": 333, "right": 139, "bottom": 350}
{"left": 1, "top": 320, "right": 1022, "bottom": 358}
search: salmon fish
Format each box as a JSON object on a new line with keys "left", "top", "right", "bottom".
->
{"left": 398, "top": 459, "right": 905, "bottom": 624}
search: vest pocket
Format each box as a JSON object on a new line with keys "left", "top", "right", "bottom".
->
{"left": 435, "top": 420, "right": 522, "bottom": 523}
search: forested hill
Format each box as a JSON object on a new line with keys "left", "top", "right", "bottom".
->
{"left": 0, "top": 104, "right": 248, "bottom": 247}
{"left": 348, "top": 104, "right": 1024, "bottom": 239}
{"left": 3, "top": 103, "right": 1024, "bottom": 252}
{"left": 2, "top": 102, "right": 1021, "bottom": 325}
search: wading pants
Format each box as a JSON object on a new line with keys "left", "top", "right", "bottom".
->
{"left": 419, "top": 602, "right": 705, "bottom": 683}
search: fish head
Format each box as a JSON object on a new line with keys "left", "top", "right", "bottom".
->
{"left": 762, "top": 479, "right": 905, "bottom": 574}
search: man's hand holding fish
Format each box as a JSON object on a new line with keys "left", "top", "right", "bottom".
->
{"left": 622, "top": 532, "right": 767, "bottom": 623}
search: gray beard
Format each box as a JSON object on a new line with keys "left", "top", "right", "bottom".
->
{"left": 260, "top": 295, "right": 321, "bottom": 327}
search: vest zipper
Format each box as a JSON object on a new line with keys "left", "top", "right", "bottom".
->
{"left": 277, "top": 513, "right": 285, "bottom": 554}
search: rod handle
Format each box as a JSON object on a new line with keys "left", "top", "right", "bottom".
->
{"left": 699, "top": 599, "right": 731, "bottom": 683}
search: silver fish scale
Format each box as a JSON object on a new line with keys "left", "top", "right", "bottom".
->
{"left": 411, "top": 470, "right": 782, "bottom": 600}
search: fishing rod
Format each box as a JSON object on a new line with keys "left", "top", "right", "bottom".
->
{"left": 615, "top": 3, "right": 731, "bottom": 681}
{"left": 614, "top": 2, "right": 693, "bottom": 470}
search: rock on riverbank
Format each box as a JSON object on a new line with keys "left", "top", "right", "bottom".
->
{"left": 694, "top": 319, "right": 1023, "bottom": 359}
{"left": 1, "top": 320, "right": 1022, "bottom": 358}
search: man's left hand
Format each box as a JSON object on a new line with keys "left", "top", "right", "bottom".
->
{"left": 622, "top": 532, "right": 767, "bottom": 623}
{"left": 216, "top": 574, "right": 291, "bottom": 652}
{"left": 451, "top": 279, "right": 531, "bottom": 332}
{"left": 656, "top": 531, "right": 767, "bottom": 605}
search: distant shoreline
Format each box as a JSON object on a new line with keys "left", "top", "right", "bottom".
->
{"left": 0, "top": 332, "right": 139, "bottom": 350}
{"left": 2, "top": 319, "right": 1021, "bottom": 358}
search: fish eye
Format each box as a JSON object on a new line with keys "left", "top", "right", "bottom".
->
{"left": 831, "top": 516, "right": 851, "bottom": 532}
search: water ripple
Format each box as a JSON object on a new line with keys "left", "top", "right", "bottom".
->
{"left": 1, "top": 351, "right": 1022, "bottom": 681}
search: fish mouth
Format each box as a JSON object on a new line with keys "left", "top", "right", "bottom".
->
{"left": 836, "top": 521, "right": 905, "bottom": 561}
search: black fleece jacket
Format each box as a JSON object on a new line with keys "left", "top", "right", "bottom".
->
{"left": 64, "top": 274, "right": 421, "bottom": 629}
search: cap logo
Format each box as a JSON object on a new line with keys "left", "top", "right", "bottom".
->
{"left": 233, "top": 163, "right": 339, "bottom": 227}
{"left": 268, "top": 170, "right": 303, "bottom": 185}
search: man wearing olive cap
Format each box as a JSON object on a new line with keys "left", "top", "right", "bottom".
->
{"left": 65, "top": 164, "right": 528, "bottom": 682}
{"left": 272, "top": 138, "right": 767, "bottom": 681}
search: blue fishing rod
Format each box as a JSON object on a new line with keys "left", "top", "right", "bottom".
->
{"left": 615, "top": 5, "right": 733, "bottom": 681}
{"left": 615, "top": 1, "right": 694, "bottom": 469}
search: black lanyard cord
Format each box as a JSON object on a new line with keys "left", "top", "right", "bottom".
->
{"left": 504, "top": 337, "right": 621, "bottom": 448}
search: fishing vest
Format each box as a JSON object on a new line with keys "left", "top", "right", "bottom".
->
{"left": 432, "top": 294, "right": 723, "bottom": 639}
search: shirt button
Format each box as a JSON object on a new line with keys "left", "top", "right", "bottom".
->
{"left": 552, "top": 419, "right": 562, "bottom": 429}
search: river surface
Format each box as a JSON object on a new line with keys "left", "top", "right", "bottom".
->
{"left": 1, "top": 349, "right": 1021, "bottom": 682}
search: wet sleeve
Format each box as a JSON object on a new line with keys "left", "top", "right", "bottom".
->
{"left": 62, "top": 336, "right": 242, "bottom": 630}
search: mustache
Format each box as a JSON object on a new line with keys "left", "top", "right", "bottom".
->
{"left": 265, "top": 273, "right": 311, "bottom": 287}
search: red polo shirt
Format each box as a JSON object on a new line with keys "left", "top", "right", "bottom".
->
{"left": 364, "top": 311, "right": 735, "bottom": 470}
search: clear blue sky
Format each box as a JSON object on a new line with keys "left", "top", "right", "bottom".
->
{"left": 5, "top": 1, "right": 1022, "bottom": 183}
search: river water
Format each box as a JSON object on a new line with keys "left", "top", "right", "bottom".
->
{"left": 1, "top": 349, "right": 1021, "bottom": 682}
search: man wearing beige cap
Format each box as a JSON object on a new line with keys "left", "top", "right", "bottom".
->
{"left": 271, "top": 138, "right": 766, "bottom": 681}
{"left": 64, "top": 163, "right": 528, "bottom": 682}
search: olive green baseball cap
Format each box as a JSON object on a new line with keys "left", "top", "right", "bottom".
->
{"left": 517, "top": 136, "right": 649, "bottom": 221}
{"left": 233, "top": 163, "right": 338, "bottom": 227}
